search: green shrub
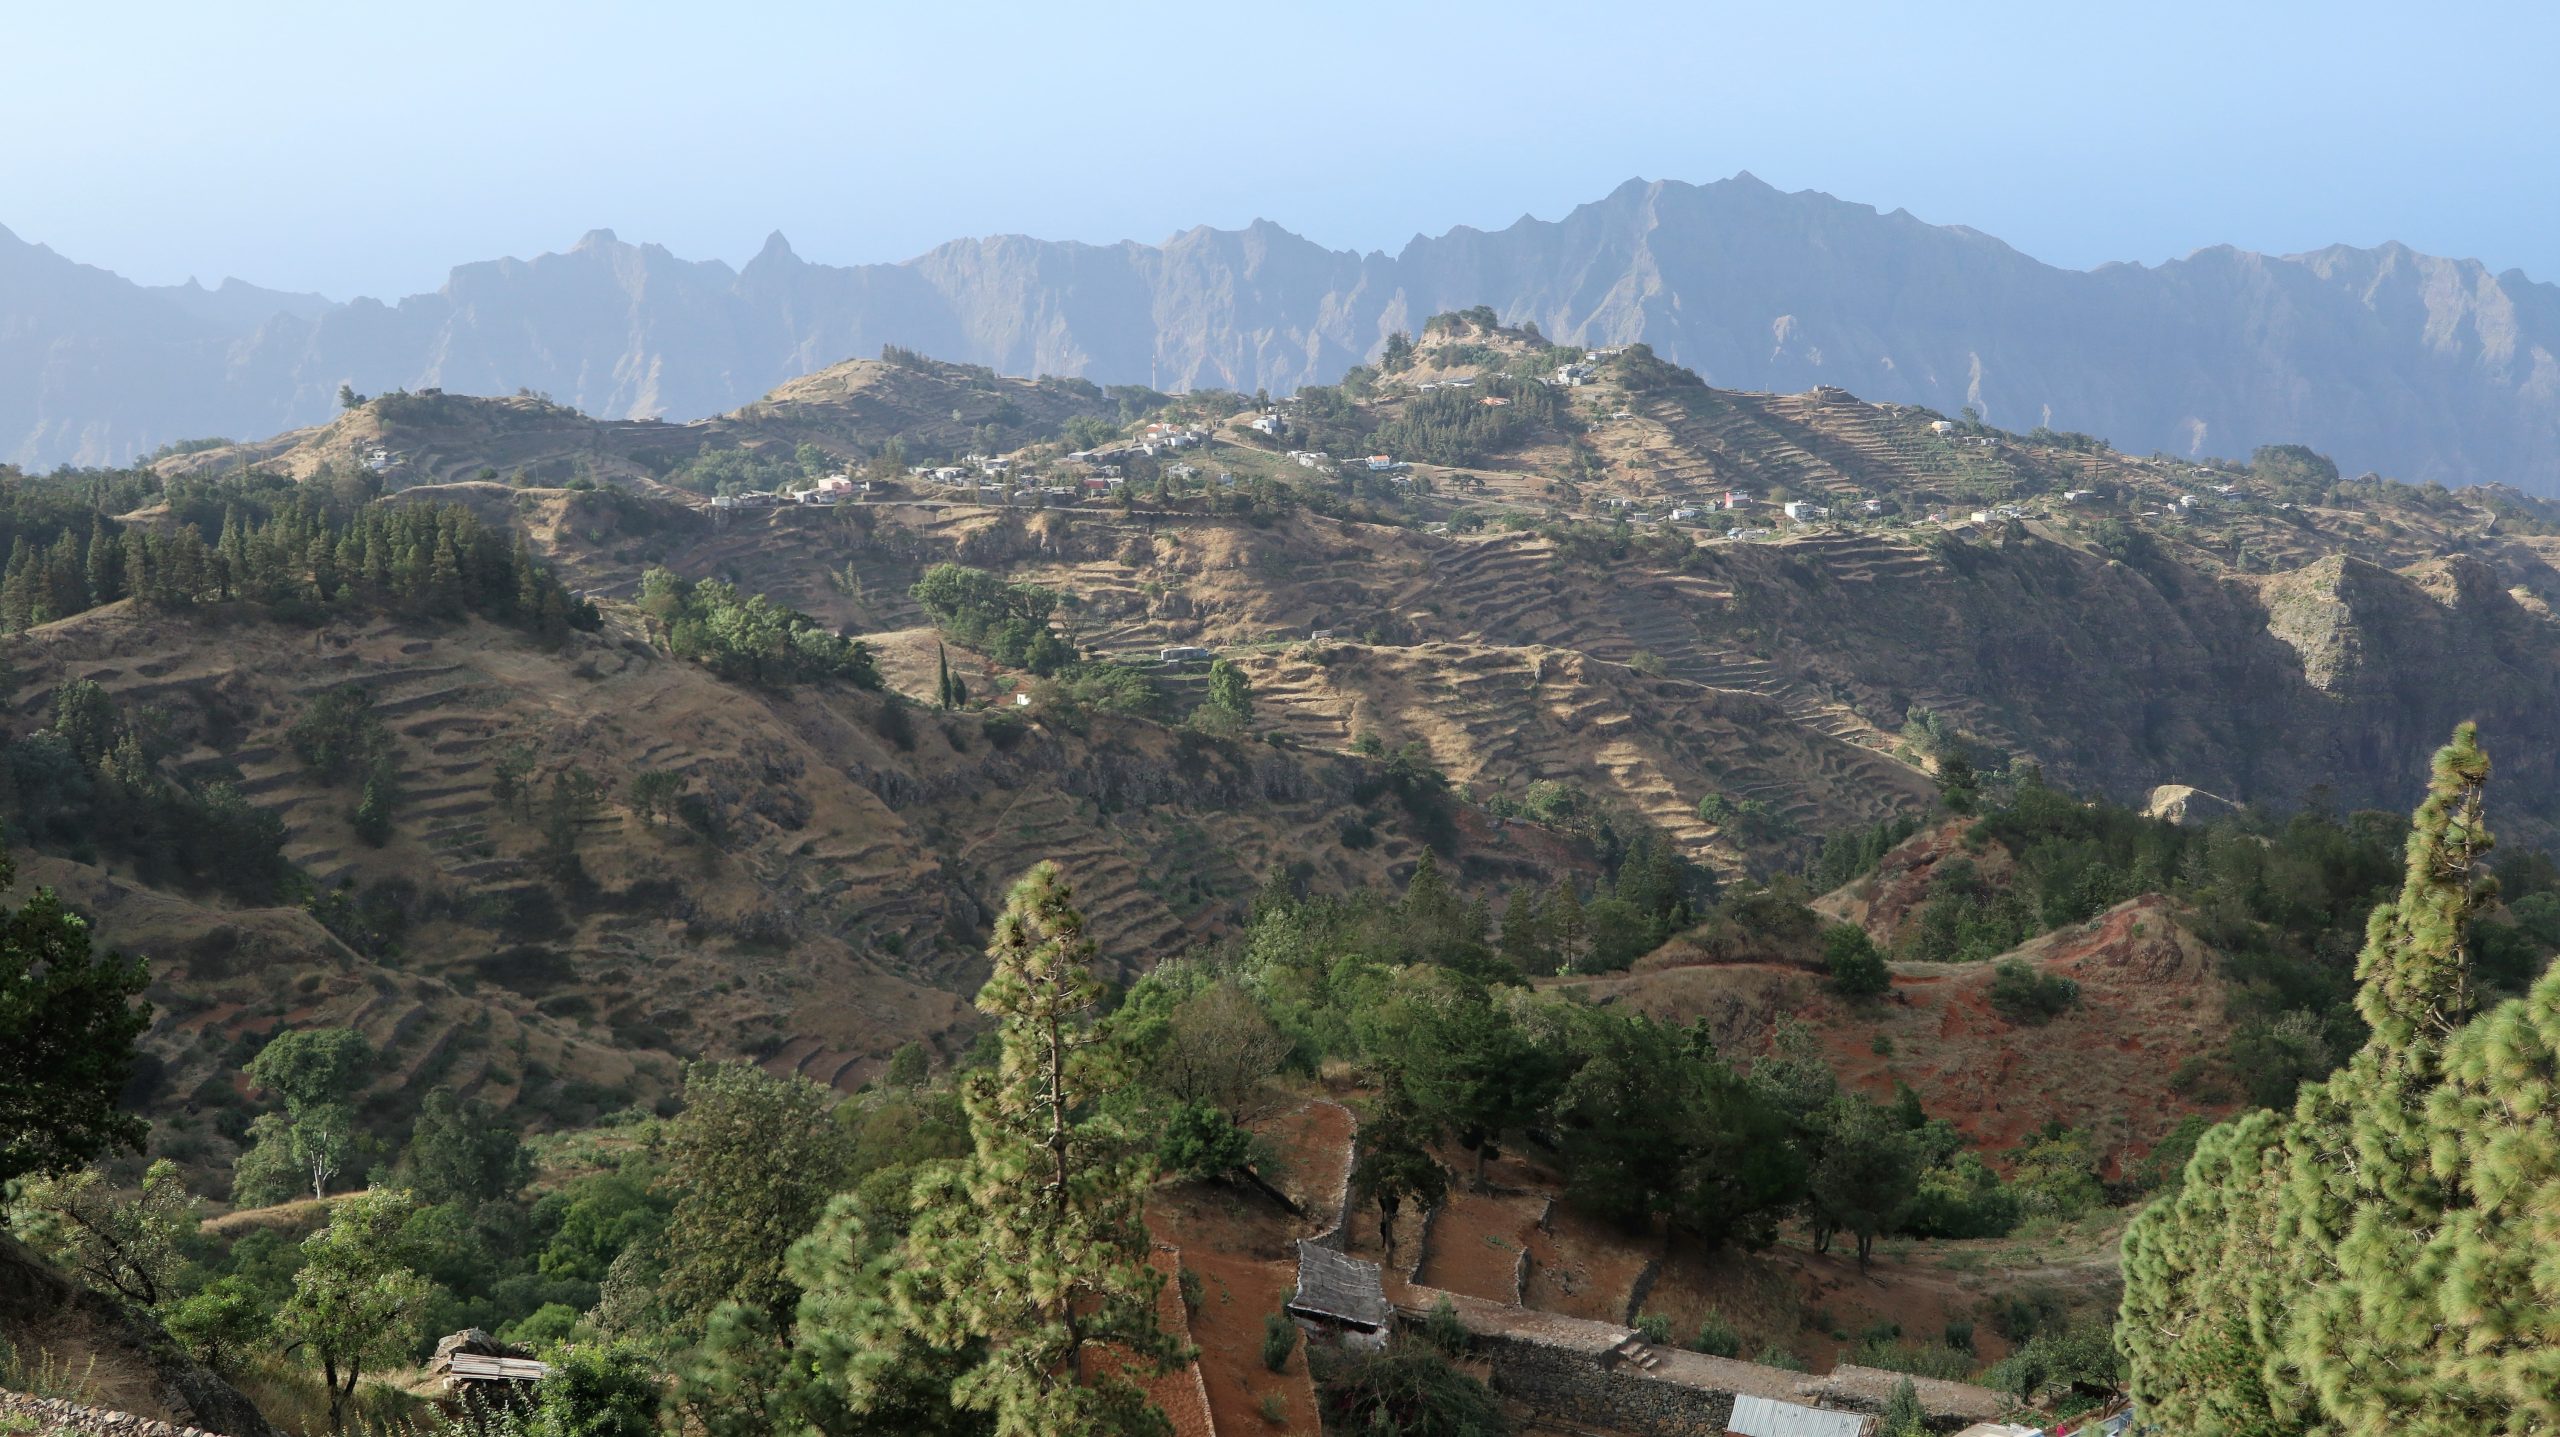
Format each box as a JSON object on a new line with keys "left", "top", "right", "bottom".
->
{"left": 1825, "top": 923, "right": 1891, "bottom": 997}
{"left": 1421, "top": 1295, "right": 1469, "bottom": 1355}
{"left": 1262, "top": 1312, "right": 1299, "bottom": 1373}
{"left": 1753, "top": 1344, "right": 1807, "bottom": 1372}
{"left": 1691, "top": 1312, "right": 1742, "bottom": 1358}
{"left": 1987, "top": 960, "right": 2078, "bottom": 1023}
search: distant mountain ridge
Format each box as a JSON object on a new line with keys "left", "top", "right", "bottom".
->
{"left": 5, "top": 174, "right": 2558, "bottom": 489}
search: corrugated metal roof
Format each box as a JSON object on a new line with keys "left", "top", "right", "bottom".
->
{"left": 1287, "top": 1240, "right": 1389, "bottom": 1329}
{"left": 1728, "top": 1394, "right": 1871, "bottom": 1437}
{"left": 438, "top": 1354, "right": 551, "bottom": 1383}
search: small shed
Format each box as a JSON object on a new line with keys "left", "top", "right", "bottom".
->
{"left": 430, "top": 1329, "right": 551, "bottom": 1421}
{"left": 1287, "top": 1240, "right": 1389, "bottom": 1339}
{"left": 1727, "top": 1394, "right": 1873, "bottom": 1437}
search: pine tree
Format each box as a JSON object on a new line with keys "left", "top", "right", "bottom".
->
{"left": 1542, "top": 877, "right": 1588, "bottom": 973}
{"left": 936, "top": 643, "right": 955, "bottom": 710}
{"left": 1496, "top": 885, "right": 1548, "bottom": 975}
{"left": 822, "top": 863, "right": 1185, "bottom": 1437}
{"left": 2120, "top": 724, "right": 2560, "bottom": 1435}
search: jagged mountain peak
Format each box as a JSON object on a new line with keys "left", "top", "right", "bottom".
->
{"left": 5, "top": 177, "right": 2559, "bottom": 490}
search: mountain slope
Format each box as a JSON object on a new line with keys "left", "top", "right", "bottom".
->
{"left": 8, "top": 178, "right": 2559, "bottom": 489}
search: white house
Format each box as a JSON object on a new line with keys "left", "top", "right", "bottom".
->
{"left": 1159, "top": 645, "right": 1212, "bottom": 663}
{"left": 1365, "top": 455, "right": 1404, "bottom": 472}
{"left": 1783, "top": 500, "right": 1829, "bottom": 521}
{"left": 1249, "top": 413, "right": 1284, "bottom": 435}
{"left": 1929, "top": 419, "right": 1958, "bottom": 436}
{"left": 1669, "top": 506, "right": 1703, "bottom": 521}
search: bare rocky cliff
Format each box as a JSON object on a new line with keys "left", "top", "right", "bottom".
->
{"left": 8, "top": 177, "right": 2558, "bottom": 487}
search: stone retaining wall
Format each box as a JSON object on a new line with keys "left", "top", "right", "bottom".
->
{"left": 0, "top": 1390, "right": 240, "bottom": 1437}
{"left": 1468, "top": 1330, "right": 1735, "bottom": 1436}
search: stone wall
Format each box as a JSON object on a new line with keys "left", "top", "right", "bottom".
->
{"left": 1466, "top": 1331, "right": 1735, "bottom": 1436}
{"left": 0, "top": 1390, "right": 241, "bottom": 1437}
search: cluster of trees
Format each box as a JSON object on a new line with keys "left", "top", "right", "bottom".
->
{"left": 1144, "top": 861, "right": 2066, "bottom": 1277}
{"left": 1697, "top": 790, "right": 1800, "bottom": 844}
{"left": 1487, "top": 831, "right": 1701, "bottom": 975}
{"left": 636, "top": 570, "right": 880, "bottom": 689}
{"left": 1802, "top": 812, "right": 1924, "bottom": 892}
{"left": 288, "top": 685, "right": 404, "bottom": 846}
{"left": 665, "top": 444, "right": 822, "bottom": 498}
{"left": 1186, "top": 658, "right": 1253, "bottom": 737}
{"left": 908, "top": 562, "right": 1075, "bottom": 675}
{"left": 8, "top": 863, "right": 1202, "bottom": 1437}
{"left": 0, "top": 486, "right": 601, "bottom": 643}
{"left": 16, "top": 1047, "right": 656, "bottom": 1434}
{"left": 1365, "top": 378, "right": 1564, "bottom": 468}
{"left": 4, "top": 679, "right": 291, "bottom": 900}
{"left": 2123, "top": 725, "right": 2560, "bottom": 1435}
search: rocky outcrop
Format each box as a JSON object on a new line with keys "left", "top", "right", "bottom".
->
{"left": 9, "top": 176, "right": 2559, "bottom": 488}
{"left": 2144, "top": 785, "right": 2238, "bottom": 826}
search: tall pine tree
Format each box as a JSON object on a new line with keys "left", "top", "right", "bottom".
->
{"left": 811, "top": 863, "right": 1184, "bottom": 1437}
{"left": 2121, "top": 724, "right": 2560, "bottom": 1434}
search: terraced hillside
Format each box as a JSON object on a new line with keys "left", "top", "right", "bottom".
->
{"left": 3, "top": 599, "right": 1536, "bottom": 1135}
{"left": 71, "top": 325, "right": 2560, "bottom": 1144}
{"left": 1216, "top": 643, "right": 1928, "bottom": 863}
{"left": 471, "top": 466, "right": 2560, "bottom": 850}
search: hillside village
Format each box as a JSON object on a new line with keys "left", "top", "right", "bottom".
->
{"left": 5, "top": 317, "right": 2559, "bottom": 1437}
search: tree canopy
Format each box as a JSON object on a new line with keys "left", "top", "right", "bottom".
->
{"left": 2122, "top": 724, "right": 2560, "bottom": 1434}
{"left": 0, "top": 840, "right": 149, "bottom": 1183}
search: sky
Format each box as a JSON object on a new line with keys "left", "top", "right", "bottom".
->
{"left": 7, "top": 0, "right": 2558, "bottom": 300}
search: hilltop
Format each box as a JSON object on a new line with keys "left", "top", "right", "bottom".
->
{"left": 152, "top": 349, "right": 1159, "bottom": 493}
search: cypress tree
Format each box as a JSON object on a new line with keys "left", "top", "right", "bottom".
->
{"left": 2121, "top": 724, "right": 2560, "bottom": 1435}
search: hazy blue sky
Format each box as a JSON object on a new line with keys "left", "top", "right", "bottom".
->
{"left": 9, "top": 0, "right": 2557, "bottom": 299}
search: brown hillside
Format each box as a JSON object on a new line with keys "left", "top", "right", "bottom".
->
{"left": 5, "top": 601, "right": 1535, "bottom": 1138}
{"left": 1556, "top": 894, "right": 2230, "bottom": 1168}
